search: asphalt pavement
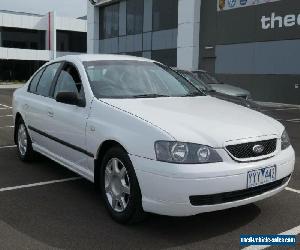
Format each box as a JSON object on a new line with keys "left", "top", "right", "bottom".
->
{"left": 0, "top": 88, "right": 299, "bottom": 250}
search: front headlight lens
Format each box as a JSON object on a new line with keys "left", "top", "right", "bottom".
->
{"left": 197, "top": 146, "right": 211, "bottom": 162}
{"left": 281, "top": 130, "right": 291, "bottom": 150}
{"left": 155, "top": 141, "right": 223, "bottom": 164}
{"left": 170, "top": 142, "right": 189, "bottom": 162}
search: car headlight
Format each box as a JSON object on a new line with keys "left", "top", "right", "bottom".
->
{"left": 154, "top": 141, "right": 223, "bottom": 164}
{"left": 281, "top": 130, "right": 291, "bottom": 150}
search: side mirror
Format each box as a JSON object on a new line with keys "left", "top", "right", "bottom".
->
{"left": 55, "top": 92, "right": 85, "bottom": 107}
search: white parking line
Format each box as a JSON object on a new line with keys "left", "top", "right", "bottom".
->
{"left": 0, "top": 126, "right": 14, "bottom": 129}
{"left": 0, "top": 115, "right": 13, "bottom": 117}
{"left": 285, "top": 187, "right": 300, "bottom": 194}
{"left": 0, "top": 177, "right": 82, "bottom": 193}
{"left": 0, "top": 104, "right": 12, "bottom": 108}
{"left": 242, "top": 225, "right": 300, "bottom": 250}
{"left": 0, "top": 145, "right": 16, "bottom": 149}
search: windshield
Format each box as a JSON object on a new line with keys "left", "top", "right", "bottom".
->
{"left": 179, "top": 71, "right": 213, "bottom": 92}
{"left": 84, "top": 60, "right": 204, "bottom": 99}
{"left": 194, "top": 72, "right": 219, "bottom": 84}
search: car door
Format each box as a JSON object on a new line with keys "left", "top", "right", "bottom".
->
{"left": 43, "top": 62, "right": 91, "bottom": 175}
{"left": 25, "top": 62, "right": 62, "bottom": 149}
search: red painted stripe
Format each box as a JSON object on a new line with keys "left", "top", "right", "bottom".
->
{"left": 48, "top": 12, "right": 51, "bottom": 49}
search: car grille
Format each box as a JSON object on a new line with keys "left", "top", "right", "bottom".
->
{"left": 189, "top": 175, "right": 290, "bottom": 206}
{"left": 226, "top": 139, "right": 277, "bottom": 159}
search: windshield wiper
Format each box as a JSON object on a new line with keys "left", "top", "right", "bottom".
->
{"left": 132, "top": 94, "right": 170, "bottom": 98}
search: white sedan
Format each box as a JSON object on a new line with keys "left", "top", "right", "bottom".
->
{"left": 13, "top": 55, "right": 295, "bottom": 224}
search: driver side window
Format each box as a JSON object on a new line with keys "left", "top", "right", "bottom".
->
{"left": 54, "top": 63, "right": 84, "bottom": 100}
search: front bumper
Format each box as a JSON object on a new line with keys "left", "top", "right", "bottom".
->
{"left": 130, "top": 146, "right": 295, "bottom": 216}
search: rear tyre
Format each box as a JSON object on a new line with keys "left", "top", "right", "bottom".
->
{"left": 100, "top": 146, "right": 146, "bottom": 224}
{"left": 16, "top": 120, "right": 34, "bottom": 161}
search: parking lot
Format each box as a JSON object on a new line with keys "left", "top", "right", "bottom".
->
{"left": 0, "top": 88, "right": 299, "bottom": 250}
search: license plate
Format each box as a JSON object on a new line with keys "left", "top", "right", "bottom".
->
{"left": 247, "top": 166, "right": 276, "bottom": 188}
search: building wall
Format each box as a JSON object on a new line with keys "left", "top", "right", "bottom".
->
{"left": 0, "top": 11, "right": 47, "bottom": 31}
{"left": 199, "top": 0, "right": 300, "bottom": 104}
{"left": 87, "top": 0, "right": 201, "bottom": 69}
{"left": 0, "top": 11, "right": 87, "bottom": 60}
{"left": 0, "top": 11, "right": 87, "bottom": 81}
{"left": 177, "top": 0, "right": 201, "bottom": 70}
{"left": 88, "top": 0, "right": 179, "bottom": 66}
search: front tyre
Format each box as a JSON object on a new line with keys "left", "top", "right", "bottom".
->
{"left": 100, "top": 146, "right": 146, "bottom": 224}
{"left": 16, "top": 120, "right": 34, "bottom": 161}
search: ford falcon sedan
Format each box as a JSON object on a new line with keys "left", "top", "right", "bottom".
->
{"left": 12, "top": 54, "right": 295, "bottom": 224}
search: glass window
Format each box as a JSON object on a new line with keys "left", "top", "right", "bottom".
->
{"left": 36, "top": 63, "right": 61, "bottom": 97}
{"left": 28, "top": 68, "right": 45, "bottom": 93}
{"left": 84, "top": 60, "right": 202, "bottom": 99}
{"left": 54, "top": 64, "right": 84, "bottom": 99}
{"left": 56, "top": 30, "right": 87, "bottom": 53}
{"left": 127, "top": 0, "right": 143, "bottom": 35}
{"left": 151, "top": 49, "right": 177, "bottom": 67}
{"left": 99, "top": 4, "right": 119, "bottom": 39}
{"left": 0, "top": 27, "right": 45, "bottom": 50}
{"left": 152, "top": 0, "right": 178, "bottom": 31}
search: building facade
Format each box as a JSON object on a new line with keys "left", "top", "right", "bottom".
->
{"left": 87, "top": 0, "right": 300, "bottom": 104}
{"left": 87, "top": 0, "right": 200, "bottom": 70}
{"left": 0, "top": 10, "right": 87, "bottom": 81}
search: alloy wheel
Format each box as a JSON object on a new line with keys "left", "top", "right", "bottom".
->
{"left": 18, "top": 124, "right": 27, "bottom": 156}
{"left": 104, "top": 158, "right": 131, "bottom": 212}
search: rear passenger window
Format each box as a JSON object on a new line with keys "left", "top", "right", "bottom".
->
{"left": 36, "top": 63, "right": 61, "bottom": 97}
{"left": 28, "top": 69, "right": 44, "bottom": 93}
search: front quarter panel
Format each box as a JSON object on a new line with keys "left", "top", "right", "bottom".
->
{"left": 86, "top": 99, "right": 174, "bottom": 165}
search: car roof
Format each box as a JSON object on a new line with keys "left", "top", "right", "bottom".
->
{"left": 54, "top": 54, "right": 155, "bottom": 63}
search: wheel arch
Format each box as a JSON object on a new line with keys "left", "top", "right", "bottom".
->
{"left": 14, "top": 112, "right": 23, "bottom": 145}
{"left": 94, "top": 140, "right": 128, "bottom": 186}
